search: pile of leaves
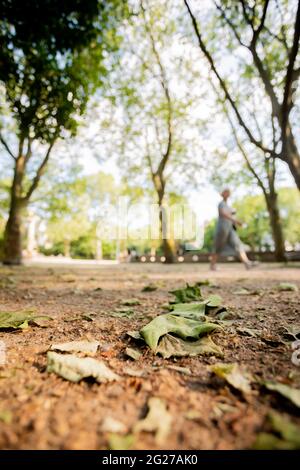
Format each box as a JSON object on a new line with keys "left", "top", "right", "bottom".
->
{"left": 128, "top": 283, "right": 225, "bottom": 359}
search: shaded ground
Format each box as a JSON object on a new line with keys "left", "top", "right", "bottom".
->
{"left": 0, "top": 262, "right": 299, "bottom": 450}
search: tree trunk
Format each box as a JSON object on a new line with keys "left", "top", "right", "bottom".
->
{"left": 158, "top": 200, "right": 174, "bottom": 263}
{"left": 63, "top": 239, "right": 71, "bottom": 258}
{"left": 285, "top": 146, "right": 300, "bottom": 191}
{"left": 3, "top": 156, "right": 26, "bottom": 265}
{"left": 3, "top": 199, "right": 24, "bottom": 265}
{"left": 266, "top": 193, "right": 286, "bottom": 262}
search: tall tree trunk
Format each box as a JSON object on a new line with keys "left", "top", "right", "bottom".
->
{"left": 158, "top": 192, "right": 174, "bottom": 263}
{"left": 284, "top": 137, "right": 300, "bottom": 191}
{"left": 63, "top": 239, "right": 71, "bottom": 258}
{"left": 3, "top": 199, "right": 24, "bottom": 265}
{"left": 266, "top": 193, "right": 286, "bottom": 262}
{"left": 3, "top": 156, "right": 26, "bottom": 265}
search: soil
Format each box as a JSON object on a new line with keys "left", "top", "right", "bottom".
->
{"left": 0, "top": 261, "right": 299, "bottom": 450}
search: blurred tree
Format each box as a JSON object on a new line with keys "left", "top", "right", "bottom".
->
{"left": 0, "top": 0, "right": 127, "bottom": 264}
{"left": 94, "top": 0, "right": 205, "bottom": 262}
{"left": 234, "top": 188, "right": 300, "bottom": 251}
{"left": 184, "top": 0, "right": 300, "bottom": 190}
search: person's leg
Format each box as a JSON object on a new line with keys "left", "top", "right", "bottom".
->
{"left": 237, "top": 249, "right": 251, "bottom": 267}
{"left": 229, "top": 230, "right": 252, "bottom": 269}
{"left": 210, "top": 253, "right": 218, "bottom": 270}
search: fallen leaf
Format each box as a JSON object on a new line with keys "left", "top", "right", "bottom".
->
{"left": 171, "top": 302, "right": 206, "bottom": 320}
{"left": 205, "top": 294, "right": 222, "bottom": 307}
{"left": 233, "top": 287, "right": 260, "bottom": 295}
{"left": 110, "top": 308, "right": 134, "bottom": 318}
{"left": 126, "top": 330, "right": 144, "bottom": 341}
{"left": 253, "top": 411, "right": 300, "bottom": 449}
{"left": 142, "top": 284, "right": 158, "bottom": 292}
{"left": 156, "top": 334, "right": 223, "bottom": 359}
{"left": 50, "top": 340, "right": 100, "bottom": 355}
{"left": 102, "top": 417, "right": 127, "bottom": 433}
{"left": 140, "top": 314, "right": 221, "bottom": 350}
{"left": 121, "top": 299, "right": 141, "bottom": 306}
{"left": 169, "top": 283, "right": 202, "bottom": 303}
{"left": 165, "top": 365, "right": 192, "bottom": 375}
{"left": 278, "top": 282, "right": 298, "bottom": 292}
{"left": 47, "top": 352, "right": 120, "bottom": 383}
{"left": 0, "top": 410, "right": 12, "bottom": 424}
{"left": 211, "top": 363, "right": 252, "bottom": 395}
{"left": 133, "top": 397, "right": 172, "bottom": 444}
{"left": 283, "top": 325, "right": 300, "bottom": 339}
{"left": 108, "top": 433, "right": 135, "bottom": 450}
{"left": 263, "top": 381, "right": 300, "bottom": 408}
{"left": 236, "top": 327, "right": 260, "bottom": 337}
{"left": 81, "top": 314, "right": 94, "bottom": 322}
{"left": 123, "top": 367, "right": 145, "bottom": 377}
{"left": 125, "top": 347, "right": 142, "bottom": 360}
{"left": 0, "top": 310, "right": 51, "bottom": 330}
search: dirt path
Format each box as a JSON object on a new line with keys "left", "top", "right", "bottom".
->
{"left": 0, "top": 262, "right": 299, "bottom": 449}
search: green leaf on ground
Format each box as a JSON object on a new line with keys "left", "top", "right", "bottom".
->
{"left": 156, "top": 334, "right": 223, "bottom": 359}
{"left": 205, "top": 294, "right": 222, "bottom": 307}
{"left": 50, "top": 340, "right": 100, "bottom": 355}
{"left": 263, "top": 381, "right": 300, "bottom": 408}
{"left": 108, "top": 433, "right": 135, "bottom": 450}
{"left": 278, "top": 282, "right": 298, "bottom": 292}
{"left": 81, "top": 314, "right": 94, "bottom": 322}
{"left": 47, "top": 351, "right": 120, "bottom": 383}
{"left": 0, "top": 310, "right": 51, "bottom": 330}
{"left": 196, "top": 279, "right": 211, "bottom": 286}
{"left": 0, "top": 410, "right": 12, "bottom": 424}
{"left": 171, "top": 302, "right": 206, "bottom": 320}
{"left": 211, "top": 363, "right": 252, "bottom": 395}
{"left": 133, "top": 397, "right": 172, "bottom": 444}
{"left": 126, "top": 330, "right": 144, "bottom": 341}
{"left": 110, "top": 308, "right": 135, "bottom": 318}
{"left": 169, "top": 283, "right": 202, "bottom": 303}
{"left": 253, "top": 411, "right": 300, "bottom": 449}
{"left": 142, "top": 284, "right": 158, "bottom": 292}
{"left": 121, "top": 299, "right": 141, "bottom": 306}
{"left": 283, "top": 325, "right": 300, "bottom": 339}
{"left": 125, "top": 347, "right": 142, "bottom": 360}
{"left": 140, "top": 314, "right": 221, "bottom": 350}
{"left": 233, "top": 288, "right": 260, "bottom": 295}
{"left": 236, "top": 327, "right": 260, "bottom": 337}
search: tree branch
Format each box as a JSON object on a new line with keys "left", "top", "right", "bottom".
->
{"left": 214, "top": 2, "right": 246, "bottom": 47}
{"left": 0, "top": 133, "right": 16, "bottom": 160}
{"left": 184, "top": 0, "right": 273, "bottom": 154}
{"left": 141, "top": 0, "right": 172, "bottom": 176}
{"left": 24, "top": 138, "right": 57, "bottom": 202}
{"left": 281, "top": 0, "right": 300, "bottom": 147}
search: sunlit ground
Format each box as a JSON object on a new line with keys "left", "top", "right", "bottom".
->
{"left": 0, "top": 262, "right": 299, "bottom": 449}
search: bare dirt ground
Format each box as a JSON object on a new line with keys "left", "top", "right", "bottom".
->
{"left": 0, "top": 261, "right": 299, "bottom": 450}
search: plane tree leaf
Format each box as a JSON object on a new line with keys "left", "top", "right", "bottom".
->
{"left": 140, "top": 314, "right": 221, "bottom": 350}
{"left": 156, "top": 334, "right": 223, "bottom": 359}
{"left": 263, "top": 381, "right": 300, "bottom": 408}
{"left": 253, "top": 411, "right": 300, "bottom": 449}
{"left": 278, "top": 282, "right": 298, "bottom": 292}
{"left": 47, "top": 351, "right": 120, "bottom": 383}
{"left": 171, "top": 302, "right": 206, "bottom": 320}
{"left": 169, "top": 283, "right": 203, "bottom": 303}
{"left": 50, "top": 340, "right": 100, "bottom": 355}
{"left": 0, "top": 310, "right": 51, "bottom": 330}
{"left": 108, "top": 433, "right": 135, "bottom": 450}
{"left": 133, "top": 397, "right": 172, "bottom": 444}
{"left": 211, "top": 363, "right": 252, "bottom": 395}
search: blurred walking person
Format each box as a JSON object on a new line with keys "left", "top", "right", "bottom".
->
{"left": 210, "top": 189, "right": 255, "bottom": 271}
